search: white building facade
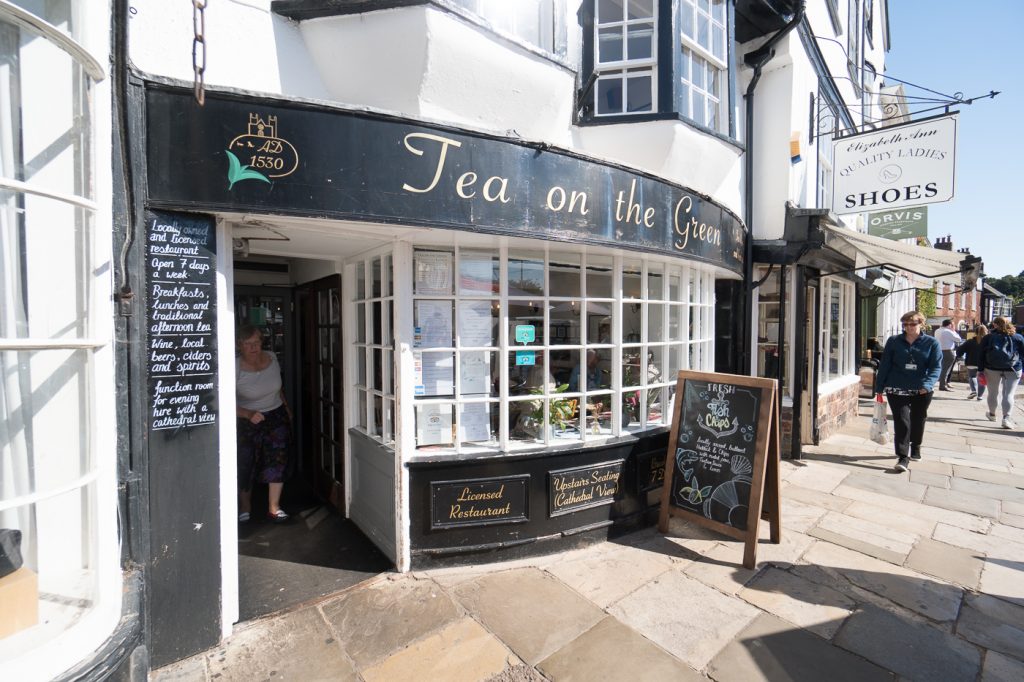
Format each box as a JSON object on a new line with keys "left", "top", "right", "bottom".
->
{"left": 0, "top": 0, "right": 978, "bottom": 677}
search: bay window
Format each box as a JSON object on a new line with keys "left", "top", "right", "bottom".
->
{"left": 0, "top": 2, "right": 118, "bottom": 679}
{"left": 349, "top": 243, "right": 716, "bottom": 454}
{"left": 448, "top": 0, "right": 566, "bottom": 57}
{"left": 678, "top": 0, "right": 727, "bottom": 129}
{"left": 585, "top": 0, "right": 735, "bottom": 137}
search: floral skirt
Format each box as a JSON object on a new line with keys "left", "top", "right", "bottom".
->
{"left": 237, "top": 405, "right": 290, "bottom": 491}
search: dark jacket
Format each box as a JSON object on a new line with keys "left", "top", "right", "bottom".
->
{"left": 874, "top": 333, "right": 942, "bottom": 394}
{"left": 977, "top": 332, "right": 1024, "bottom": 373}
{"left": 956, "top": 337, "right": 984, "bottom": 367}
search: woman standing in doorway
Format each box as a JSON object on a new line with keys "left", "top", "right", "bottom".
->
{"left": 978, "top": 317, "right": 1024, "bottom": 430}
{"left": 236, "top": 324, "right": 292, "bottom": 522}
{"left": 874, "top": 311, "right": 942, "bottom": 472}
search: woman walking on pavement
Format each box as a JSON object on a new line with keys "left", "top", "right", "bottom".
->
{"left": 956, "top": 325, "right": 988, "bottom": 401}
{"left": 874, "top": 311, "right": 942, "bottom": 472}
{"left": 978, "top": 316, "right": 1024, "bottom": 430}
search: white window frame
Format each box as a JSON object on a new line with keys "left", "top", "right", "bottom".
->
{"left": 593, "top": 0, "right": 658, "bottom": 116}
{"left": 446, "top": 0, "right": 566, "bottom": 57}
{"left": 0, "top": 3, "right": 119, "bottom": 679}
{"left": 363, "top": 241, "right": 716, "bottom": 456}
{"left": 817, "top": 93, "right": 838, "bottom": 209}
{"left": 678, "top": 0, "right": 728, "bottom": 131}
{"left": 819, "top": 277, "right": 856, "bottom": 384}
{"left": 350, "top": 248, "right": 397, "bottom": 447}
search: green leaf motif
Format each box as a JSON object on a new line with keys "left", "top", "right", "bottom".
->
{"left": 225, "top": 150, "right": 271, "bottom": 190}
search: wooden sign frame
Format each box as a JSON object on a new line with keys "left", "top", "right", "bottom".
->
{"left": 658, "top": 370, "right": 782, "bottom": 568}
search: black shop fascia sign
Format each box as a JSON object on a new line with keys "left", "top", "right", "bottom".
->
{"left": 145, "top": 85, "right": 745, "bottom": 274}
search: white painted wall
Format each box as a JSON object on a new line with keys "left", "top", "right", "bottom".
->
{"left": 129, "top": 0, "right": 328, "bottom": 99}
{"left": 129, "top": 2, "right": 742, "bottom": 216}
{"left": 748, "top": 34, "right": 799, "bottom": 239}
{"left": 576, "top": 119, "right": 744, "bottom": 216}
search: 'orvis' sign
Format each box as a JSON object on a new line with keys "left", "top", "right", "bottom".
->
{"left": 145, "top": 86, "right": 745, "bottom": 274}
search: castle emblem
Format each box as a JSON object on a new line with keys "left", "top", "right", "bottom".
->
{"left": 225, "top": 113, "right": 300, "bottom": 189}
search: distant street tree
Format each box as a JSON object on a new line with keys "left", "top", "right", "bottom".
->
{"left": 986, "top": 272, "right": 1024, "bottom": 304}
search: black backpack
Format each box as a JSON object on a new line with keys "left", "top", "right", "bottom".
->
{"left": 985, "top": 334, "right": 1019, "bottom": 370}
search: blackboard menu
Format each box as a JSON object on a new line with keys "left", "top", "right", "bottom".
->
{"left": 143, "top": 209, "right": 222, "bottom": 666}
{"left": 668, "top": 379, "right": 763, "bottom": 530}
{"left": 145, "top": 210, "right": 218, "bottom": 432}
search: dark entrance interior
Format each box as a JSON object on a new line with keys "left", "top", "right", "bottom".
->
{"left": 233, "top": 274, "right": 389, "bottom": 622}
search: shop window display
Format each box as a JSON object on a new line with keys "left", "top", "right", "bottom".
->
{"left": 402, "top": 246, "right": 715, "bottom": 453}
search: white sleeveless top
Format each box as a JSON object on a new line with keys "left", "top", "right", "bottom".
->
{"left": 236, "top": 353, "right": 283, "bottom": 413}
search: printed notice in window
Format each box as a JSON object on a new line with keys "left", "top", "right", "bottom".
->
{"left": 417, "top": 404, "right": 454, "bottom": 446}
{"left": 415, "top": 251, "right": 452, "bottom": 295}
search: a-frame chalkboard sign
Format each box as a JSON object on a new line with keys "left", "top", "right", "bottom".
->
{"left": 658, "top": 370, "right": 781, "bottom": 569}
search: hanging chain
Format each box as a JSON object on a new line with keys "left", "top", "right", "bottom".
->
{"left": 192, "top": 0, "right": 207, "bottom": 106}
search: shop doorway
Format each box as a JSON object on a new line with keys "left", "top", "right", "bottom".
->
{"left": 296, "top": 275, "right": 345, "bottom": 511}
{"left": 801, "top": 284, "right": 818, "bottom": 444}
{"left": 232, "top": 259, "right": 388, "bottom": 623}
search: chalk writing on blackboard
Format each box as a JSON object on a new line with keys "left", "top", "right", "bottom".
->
{"left": 146, "top": 211, "right": 218, "bottom": 431}
{"left": 659, "top": 370, "right": 781, "bottom": 570}
{"left": 669, "top": 380, "right": 762, "bottom": 530}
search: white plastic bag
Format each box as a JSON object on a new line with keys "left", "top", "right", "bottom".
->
{"left": 869, "top": 395, "right": 889, "bottom": 445}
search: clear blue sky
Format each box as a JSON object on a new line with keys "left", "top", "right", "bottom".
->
{"left": 884, "top": 1, "right": 1023, "bottom": 279}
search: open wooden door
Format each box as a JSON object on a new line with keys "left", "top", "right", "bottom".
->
{"left": 298, "top": 275, "right": 345, "bottom": 511}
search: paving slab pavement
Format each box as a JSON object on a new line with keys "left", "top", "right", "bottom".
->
{"left": 152, "top": 385, "right": 1024, "bottom": 681}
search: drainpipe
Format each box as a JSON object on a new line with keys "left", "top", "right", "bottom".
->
{"left": 741, "top": 0, "right": 805, "bottom": 375}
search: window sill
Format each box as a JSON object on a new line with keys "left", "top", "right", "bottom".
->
{"left": 405, "top": 425, "right": 669, "bottom": 466}
{"left": 817, "top": 373, "right": 861, "bottom": 397}
{"left": 577, "top": 112, "right": 744, "bottom": 152}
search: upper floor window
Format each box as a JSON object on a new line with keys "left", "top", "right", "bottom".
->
{"left": 864, "top": 0, "right": 874, "bottom": 48}
{"left": 593, "top": 0, "right": 656, "bottom": 115}
{"left": 450, "top": 0, "right": 565, "bottom": 57}
{"left": 816, "top": 92, "right": 838, "bottom": 209}
{"left": 847, "top": 0, "right": 862, "bottom": 89}
{"left": 585, "top": 0, "right": 734, "bottom": 136}
{"left": 678, "top": 0, "right": 727, "bottom": 129}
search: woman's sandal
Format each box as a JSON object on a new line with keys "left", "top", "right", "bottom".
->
{"left": 267, "top": 509, "right": 289, "bottom": 523}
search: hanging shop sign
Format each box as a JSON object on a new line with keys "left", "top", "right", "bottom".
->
{"left": 658, "top": 370, "right": 781, "bottom": 568}
{"left": 867, "top": 206, "right": 928, "bottom": 240}
{"left": 832, "top": 114, "right": 957, "bottom": 215}
{"left": 145, "top": 86, "right": 745, "bottom": 275}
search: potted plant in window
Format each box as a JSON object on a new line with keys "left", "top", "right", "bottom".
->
{"left": 525, "top": 383, "right": 576, "bottom": 437}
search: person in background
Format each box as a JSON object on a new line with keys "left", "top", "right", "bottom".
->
{"left": 956, "top": 325, "right": 988, "bottom": 400}
{"left": 569, "top": 349, "right": 603, "bottom": 393}
{"left": 874, "top": 311, "right": 942, "bottom": 472}
{"left": 978, "top": 316, "right": 1024, "bottom": 429}
{"left": 934, "top": 318, "right": 961, "bottom": 391}
{"left": 236, "top": 324, "right": 292, "bottom": 523}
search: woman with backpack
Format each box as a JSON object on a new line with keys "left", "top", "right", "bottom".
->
{"left": 956, "top": 324, "right": 988, "bottom": 400}
{"left": 978, "top": 317, "right": 1024, "bottom": 429}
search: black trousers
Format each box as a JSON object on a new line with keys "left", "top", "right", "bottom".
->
{"left": 886, "top": 392, "right": 933, "bottom": 458}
